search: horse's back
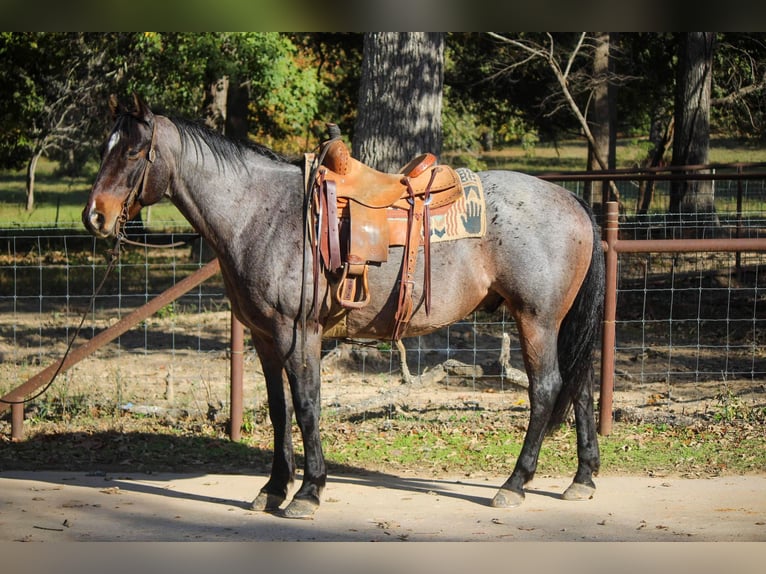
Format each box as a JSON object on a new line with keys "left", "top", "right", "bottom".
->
{"left": 342, "top": 169, "right": 597, "bottom": 339}
{"left": 479, "top": 168, "right": 596, "bottom": 296}
{"left": 481, "top": 170, "right": 594, "bottom": 233}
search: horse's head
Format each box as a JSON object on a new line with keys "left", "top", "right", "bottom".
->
{"left": 82, "top": 94, "right": 168, "bottom": 238}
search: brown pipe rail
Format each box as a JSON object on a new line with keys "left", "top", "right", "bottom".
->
{"left": 0, "top": 258, "right": 227, "bottom": 440}
{"left": 598, "top": 201, "right": 766, "bottom": 435}
{"left": 540, "top": 161, "right": 766, "bottom": 182}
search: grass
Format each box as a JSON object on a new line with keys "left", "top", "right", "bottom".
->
{"left": 467, "top": 136, "right": 766, "bottom": 174}
{"left": 3, "top": 137, "right": 766, "bottom": 229}
{"left": 3, "top": 402, "right": 765, "bottom": 477}
{"left": 0, "top": 157, "right": 188, "bottom": 229}
{"left": 314, "top": 412, "right": 766, "bottom": 478}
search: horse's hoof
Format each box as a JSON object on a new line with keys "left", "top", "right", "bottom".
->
{"left": 281, "top": 497, "right": 319, "bottom": 519}
{"left": 490, "top": 488, "right": 525, "bottom": 508}
{"left": 562, "top": 482, "right": 595, "bottom": 501}
{"left": 250, "top": 491, "right": 285, "bottom": 512}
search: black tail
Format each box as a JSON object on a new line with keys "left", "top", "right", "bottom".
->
{"left": 549, "top": 200, "right": 605, "bottom": 431}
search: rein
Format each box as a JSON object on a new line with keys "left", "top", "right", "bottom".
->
{"left": 299, "top": 125, "right": 343, "bottom": 365}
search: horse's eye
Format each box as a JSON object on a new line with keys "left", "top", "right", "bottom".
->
{"left": 127, "top": 149, "right": 142, "bottom": 160}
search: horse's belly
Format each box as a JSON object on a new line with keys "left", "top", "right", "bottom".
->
{"left": 342, "top": 240, "right": 492, "bottom": 339}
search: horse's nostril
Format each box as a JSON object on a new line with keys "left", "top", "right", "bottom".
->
{"left": 92, "top": 211, "right": 106, "bottom": 228}
{"left": 83, "top": 207, "right": 109, "bottom": 236}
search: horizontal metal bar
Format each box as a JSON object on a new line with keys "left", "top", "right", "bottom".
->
{"left": 541, "top": 171, "right": 766, "bottom": 182}
{"left": 610, "top": 237, "right": 766, "bottom": 253}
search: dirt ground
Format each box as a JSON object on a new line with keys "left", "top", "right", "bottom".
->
{"left": 2, "top": 470, "right": 765, "bottom": 542}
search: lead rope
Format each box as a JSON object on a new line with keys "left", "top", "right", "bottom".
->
{"left": 0, "top": 238, "right": 123, "bottom": 405}
{"left": 117, "top": 233, "right": 198, "bottom": 250}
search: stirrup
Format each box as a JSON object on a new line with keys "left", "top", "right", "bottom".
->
{"left": 336, "top": 263, "right": 371, "bottom": 309}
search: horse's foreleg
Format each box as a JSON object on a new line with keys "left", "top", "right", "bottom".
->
{"left": 562, "top": 367, "right": 599, "bottom": 501}
{"left": 250, "top": 337, "right": 296, "bottom": 512}
{"left": 281, "top": 343, "right": 326, "bottom": 519}
{"left": 492, "top": 324, "right": 561, "bottom": 508}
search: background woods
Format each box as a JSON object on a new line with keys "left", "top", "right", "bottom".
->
{"left": 1, "top": 32, "right": 766, "bottom": 215}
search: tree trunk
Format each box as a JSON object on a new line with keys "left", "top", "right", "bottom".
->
{"left": 670, "top": 32, "right": 719, "bottom": 233}
{"left": 585, "top": 32, "right": 616, "bottom": 209}
{"left": 25, "top": 149, "right": 43, "bottom": 212}
{"left": 204, "top": 76, "right": 229, "bottom": 134}
{"left": 353, "top": 32, "right": 444, "bottom": 172}
{"left": 637, "top": 114, "right": 673, "bottom": 215}
{"left": 225, "top": 80, "right": 250, "bottom": 142}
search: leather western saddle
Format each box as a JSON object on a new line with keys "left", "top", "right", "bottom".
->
{"left": 309, "top": 125, "right": 463, "bottom": 340}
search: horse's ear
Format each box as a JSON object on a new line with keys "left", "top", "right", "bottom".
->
{"left": 132, "top": 92, "right": 154, "bottom": 124}
{"left": 108, "top": 94, "right": 126, "bottom": 119}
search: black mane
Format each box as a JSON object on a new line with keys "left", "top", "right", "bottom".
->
{"left": 170, "top": 116, "right": 293, "bottom": 170}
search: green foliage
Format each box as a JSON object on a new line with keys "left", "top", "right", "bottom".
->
{"left": 156, "top": 303, "right": 177, "bottom": 321}
{"left": 0, "top": 33, "right": 129, "bottom": 177}
{"left": 711, "top": 33, "right": 766, "bottom": 139}
{"left": 3, "top": 32, "right": 766, "bottom": 194}
{"left": 0, "top": 32, "right": 328, "bottom": 175}
{"left": 288, "top": 33, "right": 363, "bottom": 142}
{"left": 0, "top": 33, "right": 55, "bottom": 169}
{"left": 125, "top": 32, "right": 326, "bottom": 152}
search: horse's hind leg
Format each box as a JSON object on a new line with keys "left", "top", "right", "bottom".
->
{"left": 250, "top": 335, "right": 296, "bottom": 512}
{"left": 562, "top": 367, "right": 599, "bottom": 501}
{"left": 491, "top": 320, "right": 561, "bottom": 508}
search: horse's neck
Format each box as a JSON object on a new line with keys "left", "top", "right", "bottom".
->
{"left": 164, "top": 128, "right": 299, "bottom": 256}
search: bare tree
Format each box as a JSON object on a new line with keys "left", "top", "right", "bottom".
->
{"left": 487, "top": 32, "right": 621, "bottom": 204}
{"left": 353, "top": 32, "right": 444, "bottom": 172}
{"left": 21, "top": 34, "right": 115, "bottom": 211}
{"left": 711, "top": 34, "right": 766, "bottom": 133}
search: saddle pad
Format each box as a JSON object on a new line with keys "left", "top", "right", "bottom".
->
{"left": 387, "top": 167, "right": 486, "bottom": 244}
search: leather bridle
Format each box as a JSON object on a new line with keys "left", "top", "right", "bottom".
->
{"left": 112, "top": 119, "right": 194, "bottom": 250}
{"left": 114, "top": 118, "right": 158, "bottom": 246}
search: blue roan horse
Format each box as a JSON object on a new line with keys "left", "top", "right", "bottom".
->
{"left": 83, "top": 96, "right": 605, "bottom": 518}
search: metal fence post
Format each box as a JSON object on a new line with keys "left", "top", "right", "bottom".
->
{"left": 11, "top": 402, "right": 24, "bottom": 441}
{"left": 229, "top": 313, "right": 244, "bottom": 442}
{"left": 599, "top": 201, "right": 619, "bottom": 435}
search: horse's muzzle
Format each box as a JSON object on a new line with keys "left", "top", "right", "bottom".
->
{"left": 82, "top": 204, "right": 114, "bottom": 238}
